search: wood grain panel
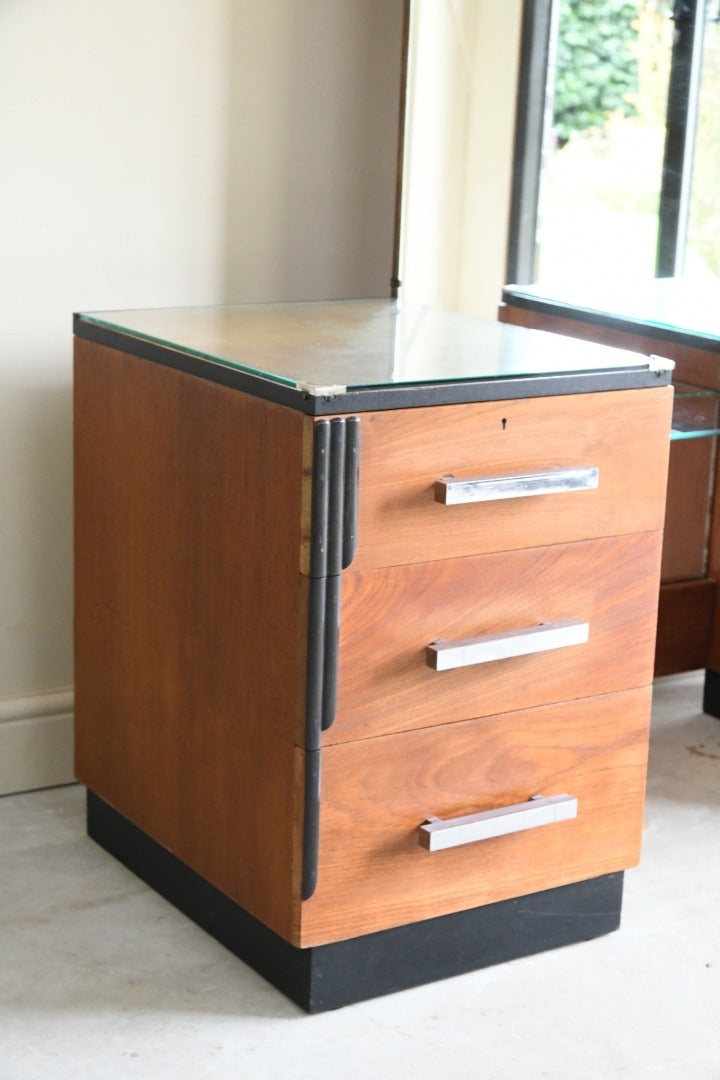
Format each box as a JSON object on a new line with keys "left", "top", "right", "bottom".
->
{"left": 301, "top": 686, "right": 652, "bottom": 945}
{"left": 348, "top": 388, "right": 672, "bottom": 571}
{"left": 74, "top": 339, "right": 307, "bottom": 940}
{"left": 670, "top": 343, "right": 720, "bottom": 393}
{"left": 329, "top": 532, "right": 663, "bottom": 743}
{"left": 655, "top": 579, "right": 716, "bottom": 676}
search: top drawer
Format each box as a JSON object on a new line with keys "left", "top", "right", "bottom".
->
{"left": 347, "top": 387, "right": 672, "bottom": 571}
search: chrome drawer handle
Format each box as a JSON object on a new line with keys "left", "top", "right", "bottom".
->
{"left": 426, "top": 619, "right": 589, "bottom": 671}
{"left": 434, "top": 466, "right": 599, "bottom": 505}
{"left": 419, "top": 794, "right": 578, "bottom": 851}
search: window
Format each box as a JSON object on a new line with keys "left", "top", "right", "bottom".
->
{"left": 507, "top": 0, "right": 720, "bottom": 286}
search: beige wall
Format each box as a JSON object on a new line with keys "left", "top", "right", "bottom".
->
{"left": 0, "top": 0, "right": 404, "bottom": 793}
{"left": 400, "top": 0, "right": 523, "bottom": 318}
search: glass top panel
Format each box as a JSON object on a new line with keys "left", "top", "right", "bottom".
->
{"left": 505, "top": 277, "right": 720, "bottom": 344}
{"left": 79, "top": 300, "right": 656, "bottom": 394}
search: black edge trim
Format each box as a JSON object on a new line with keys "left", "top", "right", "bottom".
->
{"left": 319, "top": 419, "right": 346, "bottom": 734}
{"left": 307, "top": 368, "right": 673, "bottom": 415}
{"left": 303, "top": 421, "right": 334, "bottom": 894}
{"left": 308, "top": 421, "right": 330, "bottom": 579}
{"left": 86, "top": 790, "right": 624, "bottom": 1013}
{"left": 500, "top": 290, "right": 720, "bottom": 356}
{"left": 342, "top": 417, "right": 361, "bottom": 569}
{"left": 304, "top": 576, "right": 326, "bottom": 753}
{"left": 305, "top": 421, "right": 331, "bottom": 747}
{"left": 327, "top": 420, "right": 346, "bottom": 578}
{"left": 321, "top": 575, "right": 341, "bottom": 733}
{"left": 301, "top": 751, "right": 321, "bottom": 901}
{"left": 74, "top": 316, "right": 309, "bottom": 411}
{"left": 75, "top": 315, "right": 673, "bottom": 418}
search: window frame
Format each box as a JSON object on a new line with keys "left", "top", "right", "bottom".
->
{"left": 506, "top": 0, "right": 710, "bottom": 285}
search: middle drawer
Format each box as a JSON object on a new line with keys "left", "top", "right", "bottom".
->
{"left": 327, "top": 530, "right": 662, "bottom": 744}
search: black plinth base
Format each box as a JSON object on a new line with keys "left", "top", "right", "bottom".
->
{"left": 87, "top": 790, "right": 624, "bottom": 1013}
{"left": 703, "top": 668, "right": 720, "bottom": 719}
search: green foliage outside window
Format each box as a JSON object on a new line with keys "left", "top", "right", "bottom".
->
{"left": 553, "top": 0, "right": 641, "bottom": 144}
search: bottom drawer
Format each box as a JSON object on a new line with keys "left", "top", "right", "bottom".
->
{"left": 299, "top": 685, "right": 652, "bottom": 946}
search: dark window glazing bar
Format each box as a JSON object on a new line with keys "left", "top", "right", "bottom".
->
{"left": 656, "top": 0, "right": 706, "bottom": 276}
{"left": 506, "top": 0, "right": 554, "bottom": 284}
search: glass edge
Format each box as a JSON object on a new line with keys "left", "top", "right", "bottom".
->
{"left": 77, "top": 314, "right": 662, "bottom": 394}
{"left": 504, "top": 290, "right": 720, "bottom": 345}
{"left": 77, "top": 313, "right": 299, "bottom": 390}
{"left": 670, "top": 428, "right": 720, "bottom": 440}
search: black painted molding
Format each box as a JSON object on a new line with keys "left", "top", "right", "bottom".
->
{"left": 301, "top": 751, "right": 321, "bottom": 902}
{"left": 304, "top": 416, "right": 361, "bottom": 746}
{"left": 302, "top": 417, "right": 361, "bottom": 898}
{"left": 342, "top": 417, "right": 361, "bottom": 568}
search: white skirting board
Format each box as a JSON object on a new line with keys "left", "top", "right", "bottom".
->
{"left": 0, "top": 689, "right": 75, "bottom": 796}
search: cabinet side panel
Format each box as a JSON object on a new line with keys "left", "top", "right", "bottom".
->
{"left": 74, "top": 339, "right": 305, "bottom": 940}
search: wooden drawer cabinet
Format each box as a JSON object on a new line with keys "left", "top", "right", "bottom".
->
{"left": 74, "top": 301, "right": 672, "bottom": 1011}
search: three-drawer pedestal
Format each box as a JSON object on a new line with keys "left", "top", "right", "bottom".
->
{"left": 73, "top": 301, "right": 673, "bottom": 1011}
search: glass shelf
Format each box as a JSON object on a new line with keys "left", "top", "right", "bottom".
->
{"left": 671, "top": 383, "right": 720, "bottom": 441}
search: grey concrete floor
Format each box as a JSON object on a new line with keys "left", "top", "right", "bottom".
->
{"left": 1, "top": 671, "right": 719, "bottom": 1079}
